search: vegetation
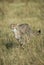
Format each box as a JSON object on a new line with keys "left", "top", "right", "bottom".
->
{"left": 0, "top": 0, "right": 44, "bottom": 65}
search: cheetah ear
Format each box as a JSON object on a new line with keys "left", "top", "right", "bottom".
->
{"left": 17, "top": 24, "right": 19, "bottom": 26}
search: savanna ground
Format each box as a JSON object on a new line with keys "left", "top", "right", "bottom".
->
{"left": 0, "top": 0, "right": 44, "bottom": 65}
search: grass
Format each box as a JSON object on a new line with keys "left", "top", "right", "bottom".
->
{"left": 0, "top": 0, "right": 44, "bottom": 65}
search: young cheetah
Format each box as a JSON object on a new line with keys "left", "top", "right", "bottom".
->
{"left": 10, "top": 23, "right": 41, "bottom": 46}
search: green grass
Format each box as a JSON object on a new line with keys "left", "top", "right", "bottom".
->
{"left": 0, "top": 0, "right": 44, "bottom": 65}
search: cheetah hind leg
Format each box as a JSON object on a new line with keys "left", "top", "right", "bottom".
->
{"left": 19, "top": 38, "right": 26, "bottom": 49}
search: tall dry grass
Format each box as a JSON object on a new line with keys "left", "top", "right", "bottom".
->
{"left": 0, "top": 0, "right": 44, "bottom": 65}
